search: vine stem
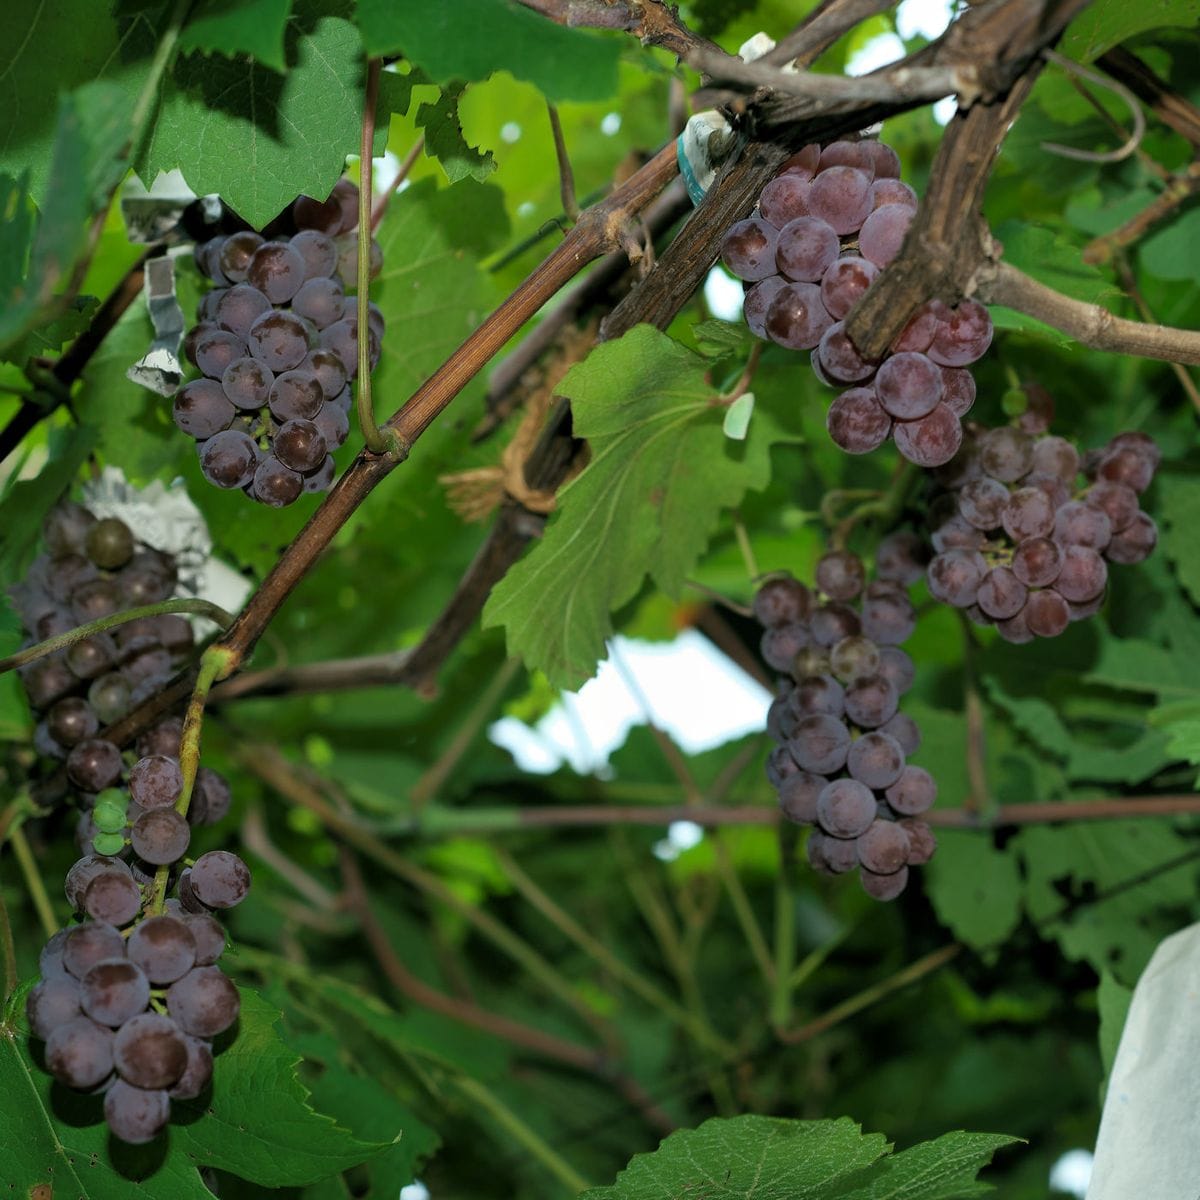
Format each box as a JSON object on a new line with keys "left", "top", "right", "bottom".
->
{"left": 146, "top": 645, "right": 238, "bottom": 916}
{"left": 492, "top": 843, "right": 735, "bottom": 1056}
{"left": 356, "top": 57, "right": 396, "bottom": 457}
{"left": 11, "top": 825, "right": 57, "bottom": 939}
{"left": 0, "top": 888, "right": 16, "bottom": 1002}
{"left": 0, "top": 598, "right": 234, "bottom": 675}
{"left": 371, "top": 133, "right": 424, "bottom": 231}
{"left": 453, "top": 1075, "right": 591, "bottom": 1194}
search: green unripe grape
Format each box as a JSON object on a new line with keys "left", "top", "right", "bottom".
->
{"left": 85, "top": 517, "right": 135, "bottom": 570}
{"left": 93, "top": 804, "right": 128, "bottom": 834}
{"left": 92, "top": 831, "right": 126, "bottom": 856}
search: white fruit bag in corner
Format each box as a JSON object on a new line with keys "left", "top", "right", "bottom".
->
{"left": 1086, "top": 921, "right": 1200, "bottom": 1199}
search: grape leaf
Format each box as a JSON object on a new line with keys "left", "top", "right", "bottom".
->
{"left": 580, "top": 1116, "right": 890, "bottom": 1198}
{"left": 356, "top": 0, "right": 621, "bottom": 101}
{"left": 178, "top": 0, "right": 294, "bottom": 73}
{"left": 171, "top": 988, "right": 390, "bottom": 1184}
{"left": 1061, "top": 0, "right": 1200, "bottom": 61}
{"left": 1016, "top": 822, "right": 1196, "bottom": 983}
{"left": 139, "top": 14, "right": 363, "bottom": 228}
{"left": 925, "top": 831, "right": 1023, "bottom": 950}
{"left": 830, "top": 1130, "right": 1021, "bottom": 1198}
{"left": 1158, "top": 474, "right": 1200, "bottom": 608}
{"left": 417, "top": 86, "right": 497, "bottom": 183}
{"left": 483, "top": 326, "right": 800, "bottom": 689}
{"left": 0, "top": 425, "right": 99, "bottom": 578}
{"left": 307, "top": 1063, "right": 441, "bottom": 1196}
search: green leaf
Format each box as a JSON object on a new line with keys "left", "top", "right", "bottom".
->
{"left": 178, "top": 0, "right": 294, "bottom": 73}
{"left": 1158, "top": 474, "right": 1200, "bottom": 607}
{"left": 417, "top": 86, "right": 497, "bottom": 183}
{"left": 0, "top": 425, "right": 98, "bottom": 578}
{"left": 3, "top": 295, "right": 99, "bottom": 366}
{"left": 1061, "top": 0, "right": 1200, "bottom": 61}
{"left": 1016, "top": 822, "right": 1196, "bottom": 982}
{"left": 357, "top": 0, "right": 621, "bottom": 101}
{"left": 580, "top": 1115, "right": 890, "bottom": 1198}
{"left": 1140, "top": 207, "right": 1200, "bottom": 282}
{"left": 925, "top": 831, "right": 1023, "bottom": 950}
{"left": 140, "top": 14, "right": 363, "bottom": 228}
{"left": 483, "top": 325, "right": 799, "bottom": 688}
{"left": 307, "top": 1062, "right": 441, "bottom": 1197}
{"left": 988, "top": 220, "right": 1117, "bottom": 344}
{"left": 831, "top": 1131, "right": 1021, "bottom": 1199}
{"left": 172, "top": 988, "right": 390, "bottom": 1184}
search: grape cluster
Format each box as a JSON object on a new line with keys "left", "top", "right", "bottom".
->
{"left": 28, "top": 837, "right": 250, "bottom": 1143}
{"left": 757, "top": 538, "right": 937, "bottom": 901}
{"left": 926, "top": 426, "right": 1160, "bottom": 641}
{"left": 9, "top": 503, "right": 194, "bottom": 779}
{"left": 720, "top": 138, "right": 992, "bottom": 467}
{"left": 180, "top": 179, "right": 385, "bottom": 506}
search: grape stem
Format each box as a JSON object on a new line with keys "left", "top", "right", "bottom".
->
{"left": 829, "top": 460, "right": 918, "bottom": 549}
{"left": 0, "top": 598, "right": 235, "bottom": 676}
{"left": 0, "top": 889, "right": 16, "bottom": 1002}
{"left": 546, "top": 103, "right": 580, "bottom": 223}
{"left": 146, "top": 645, "right": 238, "bottom": 917}
{"left": 9, "top": 822, "right": 58, "bottom": 939}
{"left": 355, "top": 58, "right": 404, "bottom": 460}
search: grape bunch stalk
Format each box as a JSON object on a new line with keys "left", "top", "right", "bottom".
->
{"left": 927, "top": 424, "right": 1160, "bottom": 640}
{"left": 758, "top": 537, "right": 937, "bottom": 901}
{"left": 180, "top": 178, "right": 386, "bottom": 506}
{"left": 720, "top": 137, "right": 992, "bottom": 467}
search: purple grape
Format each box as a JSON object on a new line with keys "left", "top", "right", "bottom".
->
{"left": 815, "top": 551, "right": 864, "bottom": 600}
{"left": 753, "top": 577, "right": 811, "bottom": 627}
{"left": 868, "top": 177, "right": 916, "bottom": 209}
{"left": 312, "top": 400, "right": 350, "bottom": 451}
{"left": 884, "top": 765, "right": 936, "bottom": 815}
{"left": 1106, "top": 511, "right": 1157, "bottom": 564}
{"left": 251, "top": 456, "right": 304, "bottom": 507}
{"left": 976, "top": 566, "right": 1027, "bottom": 619}
{"left": 46, "top": 1016, "right": 115, "bottom": 1089}
{"left": 1024, "top": 589, "right": 1070, "bottom": 638}
{"left": 792, "top": 674, "right": 846, "bottom": 718}
{"left": 743, "top": 277, "right": 785, "bottom": 339}
{"left": 880, "top": 710, "right": 920, "bottom": 754}
{"left": 857, "top": 819, "right": 911, "bottom": 874}
{"left": 1098, "top": 446, "right": 1155, "bottom": 493}
{"left": 827, "top": 387, "right": 891, "bottom": 454}
{"left": 185, "top": 913, "right": 226, "bottom": 966}
{"left": 758, "top": 175, "right": 811, "bottom": 226}
{"left": 221, "top": 356, "right": 274, "bottom": 410}
{"left": 958, "top": 477, "right": 1008, "bottom": 530}
{"left": 720, "top": 217, "right": 779, "bottom": 281}
{"left": 292, "top": 276, "right": 346, "bottom": 329}
{"left": 166, "top": 965, "right": 240, "bottom": 1037}
{"left": 113, "top": 1011, "right": 188, "bottom": 1089}
{"left": 978, "top": 426, "right": 1033, "bottom": 482}
{"left": 169, "top": 1035, "right": 214, "bottom": 1100}
{"left": 27, "top": 977, "right": 83, "bottom": 1038}
{"left": 302, "top": 347, "right": 349, "bottom": 400}
{"left": 764, "top": 282, "right": 833, "bottom": 350}
{"left": 215, "top": 283, "right": 272, "bottom": 340}
{"left": 1084, "top": 481, "right": 1139, "bottom": 533}
{"left": 846, "top": 730, "right": 905, "bottom": 789}
{"left": 1055, "top": 544, "right": 1107, "bottom": 602}
{"left": 807, "top": 831, "right": 858, "bottom": 875}
{"left": 788, "top": 714, "right": 851, "bottom": 774}
{"left": 83, "top": 872, "right": 142, "bottom": 926}
{"left": 104, "top": 1078, "right": 170, "bottom": 1144}
{"left": 194, "top": 329, "right": 246, "bottom": 379}
{"left": 809, "top": 602, "right": 861, "bottom": 646}
{"left": 1030, "top": 435, "right": 1079, "bottom": 480}
{"left": 247, "top": 310, "right": 311, "bottom": 373}
{"left": 189, "top": 850, "right": 252, "bottom": 908}
{"left": 861, "top": 865, "right": 908, "bottom": 900}
{"left": 46, "top": 697, "right": 97, "bottom": 746}
{"left": 844, "top": 674, "right": 898, "bottom": 728}
{"left": 816, "top": 778, "right": 875, "bottom": 838}
{"left": 131, "top": 808, "right": 191, "bottom": 866}
{"left": 81, "top": 958, "right": 151, "bottom": 1026}
{"left": 877, "top": 646, "right": 915, "bottom": 694}
{"left": 67, "top": 739, "right": 123, "bottom": 791}
{"left": 891, "top": 404, "right": 962, "bottom": 467}
{"left": 780, "top": 144, "right": 821, "bottom": 179}
{"left": 174, "top": 380, "right": 235, "bottom": 439}
{"left": 268, "top": 368, "right": 324, "bottom": 422}
{"left": 320, "top": 316, "right": 380, "bottom": 376}
{"left": 1002, "top": 487, "right": 1055, "bottom": 541}
{"left": 808, "top": 165, "right": 872, "bottom": 234}
{"left": 217, "top": 231, "right": 264, "bottom": 282}
{"left": 875, "top": 531, "right": 928, "bottom": 585}
{"left": 858, "top": 203, "right": 914, "bottom": 268}
{"left": 860, "top": 593, "right": 915, "bottom": 646}
{"left": 820, "top": 140, "right": 876, "bottom": 175}
{"left": 274, "top": 418, "right": 328, "bottom": 473}
{"left": 874, "top": 352, "right": 942, "bottom": 420}
{"left": 940, "top": 367, "right": 976, "bottom": 417}
{"left": 200, "top": 429, "right": 260, "bottom": 489}
{"left": 778, "top": 772, "right": 826, "bottom": 824}
{"left": 1012, "top": 536, "right": 1062, "bottom": 588}
{"left": 927, "top": 549, "right": 986, "bottom": 607}
{"left": 817, "top": 322, "right": 878, "bottom": 383}
{"left": 820, "top": 256, "right": 878, "bottom": 320}
{"left": 829, "top": 636, "right": 879, "bottom": 684}
{"left": 246, "top": 240, "right": 307, "bottom": 303}
{"left": 900, "top": 818, "right": 937, "bottom": 865}
{"left": 302, "top": 455, "right": 337, "bottom": 493}
{"left": 775, "top": 216, "right": 839, "bottom": 282}
{"left": 290, "top": 229, "right": 339, "bottom": 279}
{"left": 927, "top": 299, "right": 993, "bottom": 366}
{"left": 334, "top": 232, "right": 383, "bottom": 288}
